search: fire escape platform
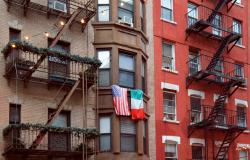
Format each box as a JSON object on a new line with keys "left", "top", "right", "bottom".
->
{"left": 4, "top": 0, "right": 96, "bottom": 29}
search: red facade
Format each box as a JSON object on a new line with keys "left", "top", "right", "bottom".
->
{"left": 154, "top": 0, "right": 250, "bottom": 159}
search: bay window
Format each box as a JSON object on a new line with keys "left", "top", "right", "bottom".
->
{"left": 120, "top": 117, "right": 136, "bottom": 152}
{"left": 97, "top": 50, "right": 111, "bottom": 86}
{"left": 98, "top": 0, "right": 110, "bottom": 21}
{"left": 118, "top": 0, "right": 134, "bottom": 27}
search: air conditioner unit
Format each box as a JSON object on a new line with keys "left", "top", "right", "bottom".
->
{"left": 53, "top": 0, "right": 67, "bottom": 13}
{"left": 119, "top": 16, "right": 133, "bottom": 27}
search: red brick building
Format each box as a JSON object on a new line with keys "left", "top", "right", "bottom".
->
{"left": 154, "top": 0, "right": 250, "bottom": 159}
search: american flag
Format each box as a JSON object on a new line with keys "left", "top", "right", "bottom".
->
{"left": 111, "top": 85, "right": 131, "bottom": 116}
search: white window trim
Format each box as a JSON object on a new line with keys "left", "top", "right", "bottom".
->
{"left": 213, "top": 94, "right": 228, "bottom": 103}
{"left": 163, "top": 91, "right": 177, "bottom": 121}
{"left": 235, "top": 99, "right": 248, "bottom": 107}
{"left": 190, "top": 138, "right": 205, "bottom": 146}
{"left": 162, "top": 135, "right": 181, "bottom": 144}
{"left": 162, "top": 42, "right": 176, "bottom": 71}
{"left": 188, "top": 89, "right": 205, "bottom": 99}
{"left": 237, "top": 143, "right": 250, "bottom": 150}
{"left": 161, "top": 0, "right": 174, "bottom": 22}
{"left": 161, "top": 82, "right": 179, "bottom": 92}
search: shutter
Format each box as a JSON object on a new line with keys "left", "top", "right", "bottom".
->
{"left": 120, "top": 117, "right": 136, "bottom": 134}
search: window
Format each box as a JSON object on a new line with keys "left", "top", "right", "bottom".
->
{"left": 214, "top": 60, "right": 224, "bottom": 82}
{"left": 189, "top": 51, "right": 200, "bottom": 75}
{"left": 192, "top": 144, "right": 204, "bottom": 160}
{"left": 141, "top": 58, "right": 146, "bottom": 92}
{"left": 236, "top": 0, "right": 241, "bottom": 4}
{"left": 163, "top": 92, "right": 176, "bottom": 121}
{"left": 48, "top": 39, "right": 70, "bottom": 81}
{"left": 118, "top": 0, "right": 134, "bottom": 27}
{"left": 9, "top": 104, "right": 21, "bottom": 124}
{"left": 99, "top": 116, "right": 111, "bottom": 152}
{"left": 165, "top": 140, "right": 178, "bottom": 160}
{"left": 235, "top": 63, "right": 244, "bottom": 78}
{"left": 162, "top": 42, "right": 175, "bottom": 70}
{"left": 212, "top": 14, "right": 222, "bottom": 36}
{"left": 233, "top": 19, "right": 242, "bottom": 45}
{"left": 140, "top": 0, "right": 145, "bottom": 31}
{"left": 187, "top": 3, "right": 198, "bottom": 27}
{"left": 239, "top": 150, "right": 248, "bottom": 160}
{"left": 48, "top": 110, "right": 70, "bottom": 151}
{"left": 98, "top": 50, "right": 111, "bottom": 86}
{"left": 190, "top": 96, "right": 202, "bottom": 123}
{"left": 98, "top": 0, "right": 110, "bottom": 21}
{"left": 9, "top": 28, "right": 21, "bottom": 41}
{"left": 161, "top": 0, "right": 173, "bottom": 21}
{"left": 237, "top": 106, "right": 246, "bottom": 127}
{"left": 120, "top": 117, "right": 136, "bottom": 152}
{"left": 119, "top": 52, "right": 135, "bottom": 88}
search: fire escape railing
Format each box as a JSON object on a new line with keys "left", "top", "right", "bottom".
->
{"left": 186, "top": 5, "right": 241, "bottom": 39}
{"left": 2, "top": 124, "right": 98, "bottom": 156}
{"left": 189, "top": 105, "right": 247, "bottom": 129}
{"left": 187, "top": 54, "right": 246, "bottom": 86}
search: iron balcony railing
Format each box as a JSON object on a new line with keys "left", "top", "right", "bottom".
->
{"left": 3, "top": 41, "right": 100, "bottom": 85}
{"left": 187, "top": 54, "right": 246, "bottom": 84}
{"left": 186, "top": 5, "right": 242, "bottom": 38}
{"left": 3, "top": 124, "right": 98, "bottom": 156}
{"left": 189, "top": 105, "right": 247, "bottom": 128}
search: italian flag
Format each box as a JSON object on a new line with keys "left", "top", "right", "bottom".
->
{"left": 130, "top": 89, "right": 145, "bottom": 120}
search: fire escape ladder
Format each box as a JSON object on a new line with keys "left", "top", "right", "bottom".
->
{"left": 29, "top": 78, "right": 81, "bottom": 149}
{"left": 205, "top": 33, "right": 236, "bottom": 72}
{"left": 22, "top": 8, "right": 83, "bottom": 82}
{"left": 215, "top": 130, "right": 243, "bottom": 160}
{"left": 206, "top": 0, "right": 229, "bottom": 23}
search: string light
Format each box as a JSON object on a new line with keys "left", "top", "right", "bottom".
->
{"left": 80, "top": 18, "right": 85, "bottom": 24}
{"left": 60, "top": 21, "right": 65, "bottom": 26}
{"left": 121, "top": 2, "right": 124, "bottom": 6}
{"left": 11, "top": 44, "right": 16, "bottom": 48}
{"left": 44, "top": 32, "right": 50, "bottom": 37}
{"left": 24, "top": 36, "right": 29, "bottom": 40}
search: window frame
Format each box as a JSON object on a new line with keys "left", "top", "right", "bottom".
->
{"left": 99, "top": 115, "right": 112, "bottom": 152}
{"left": 141, "top": 57, "right": 146, "bottom": 93}
{"left": 118, "top": 0, "right": 134, "bottom": 27}
{"left": 187, "top": 2, "right": 198, "bottom": 27}
{"left": 97, "top": 0, "right": 110, "bottom": 22}
{"left": 233, "top": 19, "right": 243, "bottom": 45}
{"left": 161, "top": 0, "right": 174, "bottom": 21}
{"left": 9, "top": 103, "right": 21, "bottom": 124}
{"left": 97, "top": 49, "right": 111, "bottom": 86}
{"left": 237, "top": 105, "right": 247, "bottom": 127}
{"left": 162, "top": 41, "right": 175, "bottom": 71}
{"left": 165, "top": 140, "right": 178, "bottom": 160}
{"left": 190, "top": 95, "right": 202, "bottom": 124}
{"left": 191, "top": 143, "right": 204, "bottom": 160}
{"left": 140, "top": 0, "right": 145, "bottom": 32}
{"left": 239, "top": 150, "right": 248, "bottom": 160}
{"left": 163, "top": 91, "right": 177, "bottom": 121}
{"left": 9, "top": 28, "right": 21, "bottom": 41}
{"left": 118, "top": 52, "right": 135, "bottom": 88}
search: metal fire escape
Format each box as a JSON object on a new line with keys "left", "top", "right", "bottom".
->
{"left": 3, "top": 0, "right": 98, "bottom": 158}
{"left": 186, "top": 1, "right": 246, "bottom": 159}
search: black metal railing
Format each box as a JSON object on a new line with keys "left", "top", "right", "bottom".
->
{"left": 3, "top": 124, "right": 98, "bottom": 155}
{"left": 187, "top": 54, "right": 246, "bottom": 83}
{"left": 189, "top": 105, "right": 247, "bottom": 128}
{"left": 186, "top": 5, "right": 241, "bottom": 38}
{"left": 3, "top": 42, "right": 99, "bottom": 84}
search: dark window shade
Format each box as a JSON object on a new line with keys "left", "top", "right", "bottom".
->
{"left": 9, "top": 104, "right": 21, "bottom": 124}
{"left": 119, "top": 53, "right": 135, "bottom": 88}
{"left": 190, "top": 97, "right": 201, "bottom": 111}
{"left": 192, "top": 145, "right": 203, "bottom": 159}
{"left": 9, "top": 28, "right": 21, "bottom": 41}
{"left": 120, "top": 117, "right": 136, "bottom": 152}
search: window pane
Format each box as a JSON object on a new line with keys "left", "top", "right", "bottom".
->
{"left": 99, "top": 70, "right": 110, "bottom": 86}
{"left": 121, "top": 134, "right": 136, "bottom": 152}
{"left": 100, "top": 134, "right": 111, "bottom": 151}
{"left": 165, "top": 142, "right": 177, "bottom": 159}
{"left": 9, "top": 104, "right": 21, "bottom": 124}
{"left": 98, "top": 0, "right": 109, "bottom": 4}
{"left": 98, "top": 6, "right": 110, "bottom": 21}
{"left": 119, "top": 0, "right": 134, "bottom": 11}
{"left": 119, "top": 53, "right": 134, "bottom": 71}
{"left": 98, "top": 50, "right": 110, "bottom": 69}
{"left": 190, "top": 97, "right": 201, "bottom": 111}
{"left": 118, "top": 8, "right": 133, "bottom": 22}
{"left": 100, "top": 116, "right": 111, "bottom": 133}
{"left": 239, "top": 151, "right": 248, "bottom": 160}
{"left": 192, "top": 145, "right": 203, "bottom": 159}
{"left": 161, "top": 8, "right": 172, "bottom": 20}
{"left": 119, "top": 70, "right": 134, "bottom": 88}
{"left": 161, "top": 0, "right": 172, "bottom": 9}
